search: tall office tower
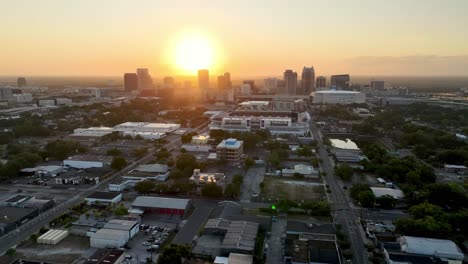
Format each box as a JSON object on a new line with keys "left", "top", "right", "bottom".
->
{"left": 243, "top": 80, "right": 255, "bottom": 93}
{"left": 316, "top": 76, "right": 326, "bottom": 88}
{"left": 223, "top": 72, "right": 232, "bottom": 89}
{"left": 330, "top": 74, "right": 350, "bottom": 90}
{"left": 198, "top": 69, "right": 209, "bottom": 103}
{"left": 17, "top": 77, "right": 27, "bottom": 87}
{"left": 124, "top": 73, "right": 138, "bottom": 91}
{"left": 264, "top": 78, "right": 278, "bottom": 93}
{"left": 0, "top": 87, "right": 14, "bottom": 103}
{"left": 284, "top": 70, "right": 298, "bottom": 95}
{"left": 163, "top": 76, "right": 175, "bottom": 88}
{"left": 217, "top": 75, "right": 226, "bottom": 92}
{"left": 301, "top": 66, "right": 315, "bottom": 95}
{"left": 371, "top": 80, "right": 385, "bottom": 90}
{"left": 136, "top": 68, "right": 153, "bottom": 91}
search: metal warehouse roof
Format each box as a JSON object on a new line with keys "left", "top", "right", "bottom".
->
{"left": 132, "top": 196, "right": 190, "bottom": 210}
{"left": 400, "top": 236, "right": 464, "bottom": 260}
{"left": 370, "top": 187, "right": 404, "bottom": 199}
{"left": 91, "top": 228, "right": 128, "bottom": 240}
{"left": 103, "top": 219, "right": 138, "bottom": 231}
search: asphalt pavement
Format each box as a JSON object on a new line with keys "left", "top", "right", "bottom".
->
{"left": 310, "top": 118, "right": 369, "bottom": 264}
{"left": 172, "top": 206, "right": 212, "bottom": 245}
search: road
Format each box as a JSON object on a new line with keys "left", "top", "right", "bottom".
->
{"left": 310, "top": 117, "right": 369, "bottom": 264}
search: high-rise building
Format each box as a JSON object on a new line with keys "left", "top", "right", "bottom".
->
{"left": 316, "top": 76, "right": 326, "bottom": 88}
{"left": 264, "top": 78, "right": 278, "bottom": 93}
{"left": 198, "top": 69, "right": 209, "bottom": 103}
{"left": 330, "top": 74, "right": 350, "bottom": 90}
{"left": 371, "top": 80, "right": 385, "bottom": 90}
{"left": 224, "top": 72, "right": 232, "bottom": 90}
{"left": 217, "top": 75, "right": 226, "bottom": 92}
{"left": 124, "top": 73, "right": 138, "bottom": 91}
{"left": 284, "top": 70, "right": 298, "bottom": 95}
{"left": 136, "top": 68, "right": 153, "bottom": 91}
{"left": 301, "top": 66, "right": 315, "bottom": 95}
{"left": 0, "top": 87, "right": 14, "bottom": 103}
{"left": 163, "top": 76, "right": 175, "bottom": 89}
{"left": 17, "top": 77, "right": 27, "bottom": 87}
{"left": 243, "top": 80, "right": 255, "bottom": 94}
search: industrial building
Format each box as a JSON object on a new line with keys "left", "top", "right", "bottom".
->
{"left": 181, "top": 134, "right": 212, "bottom": 152}
{"left": 131, "top": 196, "right": 190, "bottom": 216}
{"left": 214, "top": 253, "right": 254, "bottom": 264}
{"left": 281, "top": 164, "right": 319, "bottom": 179}
{"left": 85, "top": 192, "right": 122, "bottom": 205}
{"left": 85, "top": 249, "right": 125, "bottom": 264}
{"left": 63, "top": 155, "right": 112, "bottom": 169}
{"left": 70, "top": 122, "right": 180, "bottom": 140}
{"left": 370, "top": 187, "right": 404, "bottom": 200}
{"left": 311, "top": 90, "right": 365, "bottom": 105}
{"left": 0, "top": 207, "right": 39, "bottom": 235}
{"left": 37, "top": 229, "right": 69, "bottom": 245}
{"left": 108, "top": 163, "right": 169, "bottom": 192}
{"left": 1, "top": 195, "right": 54, "bottom": 211}
{"left": 383, "top": 236, "right": 464, "bottom": 264}
{"left": 216, "top": 138, "right": 244, "bottom": 162}
{"left": 88, "top": 219, "right": 138, "bottom": 249}
{"left": 204, "top": 218, "right": 259, "bottom": 255}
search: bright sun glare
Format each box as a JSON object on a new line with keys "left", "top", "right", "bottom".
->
{"left": 174, "top": 34, "right": 214, "bottom": 73}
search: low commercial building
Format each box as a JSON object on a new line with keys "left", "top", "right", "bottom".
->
{"left": 181, "top": 143, "right": 212, "bottom": 152}
{"left": 444, "top": 164, "right": 467, "bottom": 174}
{"left": 54, "top": 169, "right": 102, "bottom": 185}
{"left": 333, "top": 150, "right": 364, "bottom": 164}
{"left": 216, "top": 138, "right": 244, "bottom": 162}
{"left": 63, "top": 155, "right": 112, "bottom": 169}
{"left": 383, "top": 236, "right": 464, "bottom": 264}
{"left": 70, "top": 127, "right": 114, "bottom": 139}
{"left": 189, "top": 169, "right": 226, "bottom": 187}
{"left": 1, "top": 195, "right": 54, "bottom": 211}
{"left": 204, "top": 218, "right": 259, "bottom": 255}
{"left": 85, "top": 192, "right": 122, "bottom": 205}
{"left": 370, "top": 187, "right": 404, "bottom": 200}
{"left": 89, "top": 228, "right": 129, "bottom": 249}
{"left": 37, "top": 229, "right": 69, "bottom": 244}
{"left": 281, "top": 164, "right": 319, "bottom": 178}
{"left": 0, "top": 207, "right": 39, "bottom": 235}
{"left": 214, "top": 253, "right": 253, "bottom": 264}
{"left": 113, "top": 122, "right": 180, "bottom": 134}
{"left": 131, "top": 196, "right": 190, "bottom": 216}
{"left": 312, "top": 90, "right": 365, "bottom": 105}
{"left": 284, "top": 221, "right": 340, "bottom": 264}
{"left": 84, "top": 249, "right": 125, "bottom": 264}
{"left": 103, "top": 219, "right": 139, "bottom": 239}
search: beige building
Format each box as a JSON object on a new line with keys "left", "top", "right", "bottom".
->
{"left": 216, "top": 138, "right": 243, "bottom": 162}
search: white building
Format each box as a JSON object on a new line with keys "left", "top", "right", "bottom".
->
{"left": 85, "top": 192, "right": 122, "bottom": 205}
{"left": 90, "top": 228, "right": 129, "bottom": 249}
{"left": 312, "top": 90, "right": 365, "bottom": 104}
{"left": 370, "top": 187, "right": 404, "bottom": 199}
{"left": 189, "top": 169, "right": 225, "bottom": 187}
{"left": 103, "top": 219, "right": 139, "bottom": 239}
{"left": 70, "top": 127, "right": 114, "bottom": 139}
{"left": 38, "top": 99, "right": 56, "bottom": 106}
{"left": 281, "top": 164, "right": 319, "bottom": 178}
{"left": 113, "top": 122, "right": 180, "bottom": 134}
{"left": 55, "top": 98, "right": 73, "bottom": 105}
{"left": 13, "top": 93, "right": 33, "bottom": 104}
{"left": 63, "top": 155, "right": 112, "bottom": 169}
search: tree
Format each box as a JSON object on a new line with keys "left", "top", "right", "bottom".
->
{"left": 5, "top": 248, "right": 16, "bottom": 257}
{"left": 335, "top": 164, "right": 354, "bottom": 181}
{"left": 376, "top": 195, "right": 397, "bottom": 209}
{"left": 297, "top": 145, "right": 313, "bottom": 157}
{"left": 132, "top": 147, "right": 148, "bottom": 158}
{"left": 201, "top": 183, "right": 223, "bottom": 198}
{"left": 395, "top": 203, "right": 451, "bottom": 239}
{"left": 157, "top": 244, "right": 191, "bottom": 264}
{"left": 135, "top": 180, "right": 155, "bottom": 194}
{"left": 111, "top": 156, "right": 127, "bottom": 170}
{"left": 244, "top": 157, "right": 255, "bottom": 170}
{"left": 114, "top": 204, "right": 129, "bottom": 216}
{"left": 106, "top": 148, "right": 122, "bottom": 156}
{"left": 358, "top": 191, "right": 376, "bottom": 208}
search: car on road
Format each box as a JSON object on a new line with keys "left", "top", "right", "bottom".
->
{"left": 142, "top": 242, "right": 150, "bottom": 246}
{"left": 272, "top": 216, "right": 278, "bottom": 222}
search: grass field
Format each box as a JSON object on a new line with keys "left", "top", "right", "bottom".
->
{"left": 262, "top": 177, "right": 326, "bottom": 201}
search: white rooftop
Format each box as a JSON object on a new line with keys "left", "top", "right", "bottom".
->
{"left": 132, "top": 196, "right": 190, "bottom": 210}
{"left": 400, "top": 236, "right": 464, "bottom": 260}
{"left": 444, "top": 164, "right": 467, "bottom": 169}
{"left": 370, "top": 187, "right": 404, "bottom": 199}
{"left": 134, "top": 164, "right": 168, "bottom": 173}
{"left": 91, "top": 228, "right": 128, "bottom": 240}
{"left": 217, "top": 138, "right": 243, "bottom": 149}
{"left": 239, "top": 101, "right": 269, "bottom": 106}
{"left": 315, "top": 90, "right": 362, "bottom": 94}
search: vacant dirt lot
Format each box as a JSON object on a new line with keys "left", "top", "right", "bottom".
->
{"left": 263, "top": 177, "right": 326, "bottom": 201}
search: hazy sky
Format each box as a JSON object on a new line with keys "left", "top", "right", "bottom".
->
{"left": 1, "top": 0, "right": 468, "bottom": 77}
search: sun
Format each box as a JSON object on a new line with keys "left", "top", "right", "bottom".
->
{"left": 174, "top": 34, "right": 214, "bottom": 73}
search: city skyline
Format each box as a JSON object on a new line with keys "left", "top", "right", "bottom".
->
{"left": 1, "top": 0, "right": 468, "bottom": 77}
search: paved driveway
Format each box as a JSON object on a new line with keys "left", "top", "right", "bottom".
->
{"left": 172, "top": 206, "right": 212, "bottom": 245}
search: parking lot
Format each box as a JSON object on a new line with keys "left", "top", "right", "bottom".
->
{"left": 123, "top": 215, "right": 179, "bottom": 264}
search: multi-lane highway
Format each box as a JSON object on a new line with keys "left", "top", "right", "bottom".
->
{"left": 310, "top": 117, "right": 369, "bottom": 264}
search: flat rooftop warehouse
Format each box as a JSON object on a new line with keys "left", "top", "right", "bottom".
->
{"left": 132, "top": 196, "right": 190, "bottom": 210}
{"left": 87, "top": 192, "right": 121, "bottom": 200}
{"left": 370, "top": 187, "right": 404, "bottom": 199}
{"left": 113, "top": 122, "right": 180, "bottom": 133}
{"left": 399, "top": 236, "right": 464, "bottom": 261}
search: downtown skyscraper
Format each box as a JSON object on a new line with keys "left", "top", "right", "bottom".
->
{"left": 198, "top": 69, "right": 209, "bottom": 103}
{"left": 283, "top": 69, "right": 298, "bottom": 95}
{"left": 301, "top": 66, "right": 315, "bottom": 95}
